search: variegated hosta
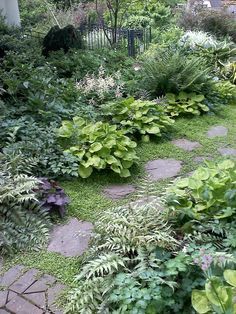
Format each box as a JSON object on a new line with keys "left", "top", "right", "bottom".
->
{"left": 102, "top": 97, "right": 174, "bottom": 142}
{"left": 58, "top": 117, "right": 138, "bottom": 178}
{"left": 165, "top": 92, "right": 209, "bottom": 117}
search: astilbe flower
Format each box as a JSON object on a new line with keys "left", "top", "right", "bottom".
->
{"left": 76, "top": 66, "right": 124, "bottom": 105}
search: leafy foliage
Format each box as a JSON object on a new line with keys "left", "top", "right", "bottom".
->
{"left": 0, "top": 153, "right": 51, "bottom": 255}
{"left": 66, "top": 202, "right": 179, "bottom": 313}
{"left": 58, "top": 117, "right": 138, "bottom": 178}
{"left": 102, "top": 97, "right": 174, "bottom": 141}
{"left": 165, "top": 92, "right": 209, "bottom": 117}
{"left": 192, "top": 269, "right": 236, "bottom": 314}
{"left": 166, "top": 159, "right": 236, "bottom": 222}
{"left": 141, "top": 48, "right": 211, "bottom": 97}
{"left": 37, "top": 178, "right": 70, "bottom": 217}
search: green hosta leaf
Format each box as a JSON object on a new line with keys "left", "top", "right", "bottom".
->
{"left": 111, "top": 164, "right": 121, "bottom": 174}
{"left": 193, "top": 168, "right": 210, "bottom": 181}
{"left": 120, "top": 168, "right": 131, "bottom": 178}
{"left": 166, "top": 93, "right": 176, "bottom": 103}
{"left": 224, "top": 270, "right": 236, "bottom": 287}
{"left": 78, "top": 165, "right": 93, "bottom": 178}
{"left": 205, "top": 277, "right": 228, "bottom": 306}
{"left": 188, "top": 178, "right": 203, "bottom": 190}
{"left": 58, "top": 121, "right": 74, "bottom": 138}
{"left": 73, "top": 116, "right": 86, "bottom": 127}
{"left": 122, "top": 160, "right": 133, "bottom": 169}
{"left": 191, "top": 94, "right": 205, "bottom": 102}
{"left": 89, "top": 142, "right": 103, "bottom": 153}
{"left": 218, "top": 160, "right": 235, "bottom": 170}
{"left": 192, "top": 290, "right": 211, "bottom": 314}
{"left": 104, "top": 139, "right": 116, "bottom": 148}
{"left": 145, "top": 126, "right": 160, "bottom": 134}
{"left": 74, "top": 150, "right": 86, "bottom": 159}
{"left": 176, "top": 178, "right": 189, "bottom": 188}
{"left": 142, "top": 135, "right": 150, "bottom": 142}
{"left": 178, "top": 91, "right": 188, "bottom": 100}
{"left": 106, "top": 155, "right": 119, "bottom": 165}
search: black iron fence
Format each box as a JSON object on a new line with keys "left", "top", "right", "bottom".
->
{"left": 79, "top": 24, "right": 152, "bottom": 57}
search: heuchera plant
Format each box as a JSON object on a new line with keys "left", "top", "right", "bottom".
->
{"left": 37, "top": 178, "right": 69, "bottom": 218}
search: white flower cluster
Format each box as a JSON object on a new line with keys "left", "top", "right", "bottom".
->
{"left": 76, "top": 66, "right": 124, "bottom": 105}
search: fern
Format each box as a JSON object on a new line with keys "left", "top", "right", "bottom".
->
{"left": 66, "top": 201, "right": 179, "bottom": 313}
{"left": 0, "top": 152, "right": 50, "bottom": 255}
{"left": 141, "top": 47, "right": 211, "bottom": 97}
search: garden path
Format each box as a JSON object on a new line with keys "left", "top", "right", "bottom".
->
{"left": 1, "top": 125, "right": 236, "bottom": 314}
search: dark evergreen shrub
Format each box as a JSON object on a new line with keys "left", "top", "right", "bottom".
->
{"left": 42, "top": 25, "right": 83, "bottom": 57}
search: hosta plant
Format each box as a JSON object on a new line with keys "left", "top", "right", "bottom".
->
{"left": 102, "top": 97, "right": 174, "bottom": 142}
{"left": 57, "top": 117, "right": 138, "bottom": 178}
{"left": 192, "top": 269, "right": 236, "bottom": 314}
{"left": 166, "top": 159, "right": 236, "bottom": 222}
{"left": 165, "top": 92, "right": 209, "bottom": 117}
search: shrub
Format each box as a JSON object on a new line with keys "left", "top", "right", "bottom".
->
{"left": 42, "top": 25, "right": 83, "bottom": 57}
{"left": 141, "top": 48, "right": 211, "bottom": 97}
{"left": 102, "top": 97, "right": 174, "bottom": 141}
{"left": 57, "top": 117, "right": 138, "bottom": 178}
{"left": 165, "top": 92, "right": 209, "bottom": 117}
{"left": 66, "top": 203, "right": 179, "bottom": 313}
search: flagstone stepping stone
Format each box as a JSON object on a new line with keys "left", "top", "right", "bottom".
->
{"left": 207, "top": 126, "right": 228, "bottom": 138}
{"left": 145, "top": 159, "right": 182, "bottom": 181}
{"left": 171, "top": 139, "right": 202, "bottom": 151}
{"left": 218, "top": 148, "right": 236, "bottom": 156}
{"left": 0, "top": 265, "right": 65, "bottom": 313}
{"left": 48, "top": 218, "right": 93, "bottom": 257}
{"left": 194, "top": 156, "right": 213, "bottom": 163}
{"left": 103, "top": 184, "right": 136, "bottom": 200}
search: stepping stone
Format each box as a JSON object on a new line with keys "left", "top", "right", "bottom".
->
{"left": 0, "top": 310, "right": 9, "bottom": 314}
{"left": 218, "top": 148, "right": 236, "bottom": 156}
{"left": 0, "top": 265, "right": 25, "bottom": 288}
{"left": 24, "top": 292, "right": 46, "bottom": 309}
{"left": 24, "top": 274, "right": 56, "bottom": 294}
{"left": 103, "top": 184, "right": 136, "bottom": 200}
{"left": 47, "top": 283, "right": 66, "bottom": 313}
{"left": 9, "top": 269, "right": 39, "bottom": 294}
{"left": 6, "top": 295, "right": 43, "bottom": 314}
{"left": 145, "top": 159, "right": 182, "bottom": 181}
{"left": 194, "top": 156, "right": 213, "bottom": 163}
{"left": 48, "top": 218, "right": 93, "bottom": 257}
{"left": 0, "top": 291, "right": 7, "bottom": 307}
{"left": 207, "top": 126, "right": 228, "bottom": 138}
{"left": 172, "top": 139, "right": 202, "bottom": 151}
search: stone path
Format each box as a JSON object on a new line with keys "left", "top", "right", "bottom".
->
{"left": 171, "top": 139, "right": 202, "bottom": 151}
{"left": 48, "top": 218, "right": 93, "bottom": 257}
{"left": 145, "top": 159, "right": 182, "bottom": 181}
{"left": 103, "top": 184, "right": 136, "bottom": 200}
{"left": 218, "top": 148, "right": 236, "bottom": 156}
{"left": 0, "top": 265, "right": 65, "bottom": 314}
{"left": 207, "top": 126, "right": 228, "bottom": 138}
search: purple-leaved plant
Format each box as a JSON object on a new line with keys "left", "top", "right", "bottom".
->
{"left": 37, "top": 178, "right": 69, "bottom": 218}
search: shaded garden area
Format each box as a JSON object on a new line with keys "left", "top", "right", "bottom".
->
{"left": 1, "top": 0, "right": 236, "bottom": 313}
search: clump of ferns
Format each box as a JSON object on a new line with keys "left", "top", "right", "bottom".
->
{"left": 0, "top": 152, "right": 50, "bottom": 255}
{"left": 66, "top": 202, "right": 180, "bottom": 314}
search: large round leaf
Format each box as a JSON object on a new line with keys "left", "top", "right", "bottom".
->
{"left": 192, "top": 290, "right": 211, "bottom": 314}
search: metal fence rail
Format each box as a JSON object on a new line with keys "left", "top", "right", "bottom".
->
{"left": 79, "top": 24, "right": 152, "bottom": 57}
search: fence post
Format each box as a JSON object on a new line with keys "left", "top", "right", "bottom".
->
{"left": 128, "top": 29, "right": 135, "bottom": 57}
